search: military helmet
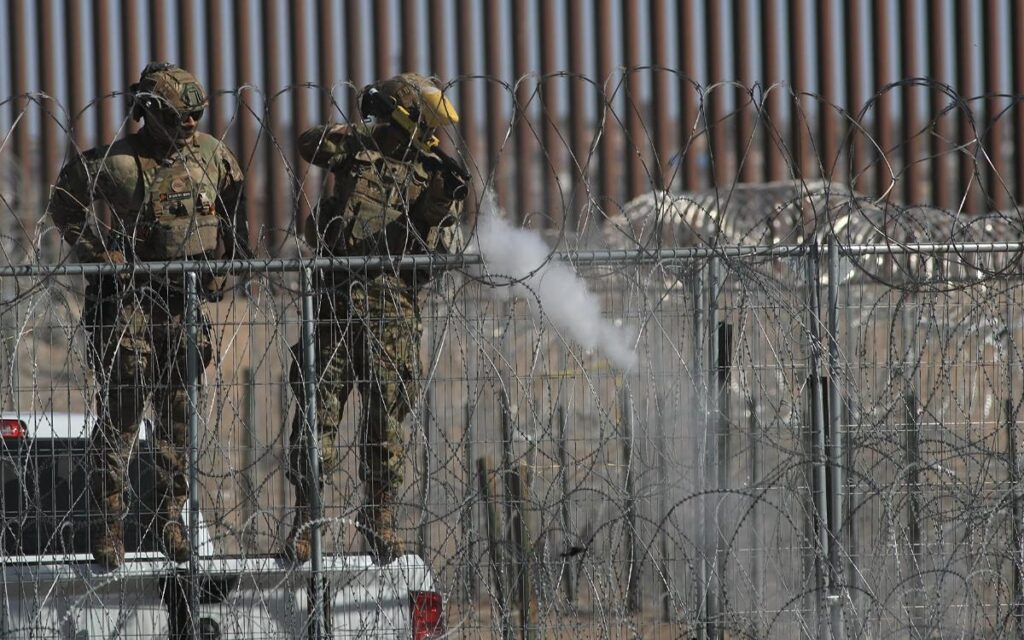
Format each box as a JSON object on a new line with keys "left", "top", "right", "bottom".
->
{"left": 363, "top": 73, "right": 459, "bottom": 129}
{"left": 129, "top": 62, "right": 208, "bottom": 121}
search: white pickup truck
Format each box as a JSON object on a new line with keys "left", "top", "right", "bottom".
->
{"left": 0, "top": 413, "right": 445, "bottom": 639}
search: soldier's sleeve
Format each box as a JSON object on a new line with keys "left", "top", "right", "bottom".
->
{"left": 217, "top": 147, "right": 250, "bottom": 259}
{"left": 47, "top": 153, "right": 108, "bottom": 262}
{"left": 298, "top": 123, "right": 356, "bottom": 168}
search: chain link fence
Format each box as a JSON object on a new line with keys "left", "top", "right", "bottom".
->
{"left": 1, "top": 80, "right": 1024, "bottom": 637}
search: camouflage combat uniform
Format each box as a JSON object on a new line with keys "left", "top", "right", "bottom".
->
{"left": 49, "top": 65, "right": 246, "bottom": 568}
{"left": 287, "top": 106, "right": 463, "bottom": 562}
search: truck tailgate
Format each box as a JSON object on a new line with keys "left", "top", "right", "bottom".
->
{"left": 1, "top": 553, "right": 433, "bottom": 638}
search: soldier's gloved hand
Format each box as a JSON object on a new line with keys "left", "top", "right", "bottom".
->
{"left": 93, "top": 250, "right": 133, "bottom": 282}
{"left": 203, "top": 274, "right": 227, "bottom": 302}
{"left": 442, "top": 169, "right": 468, "bottom": 202}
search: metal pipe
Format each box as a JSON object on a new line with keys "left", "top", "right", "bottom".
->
{"left": 290, "top": 0, "right": 314, "bottom": 235}
{"left": 899, "top": 0, "right": 924, "bottom": 205}
{"left": 512, "top": 0, "right": 534, "bottom": 218}
{"left": 704, "top": 256, "right": 720, "bottom": 639}
{"left": 483, "top": 0, "right": 508, "bottom": 210}
{"left": 539, "top": 0, "right": 563, "bottom": 225}
{"left": 261, "top": 0, "right": 287, "bottom": 253}
{"left": 8, "top": 0, "right": 30, "bottom": 194}
{"left": 10, "top": 240, "right": 1024, "bottom": 277}
{"left": 345, "top": 0, "right": 366, "bottom": 113}
{"left": 317, "top": 0, "right": 336, "bottom": 121}
{"left": 233, "top": 0, "right": 261, "bottom": 254}
{"left": 567, "top": 0, "right": 589, "bottom": 225}
{"left": 179, "top": 0, "right": 198, "bottom": 76}
{"left": 789, "top": 0, "right": 815, "bottom": 181}
{"left": 205, "top": 0, "right": 226, "bottom": 137}
{"left": 926, "top": 0, "right": 953, "bottom": 209}
{"left": 373, "top": 0, "right": 392, "bottom": 79}
{"left": 38, "top": 0, "right": 61, "bottom": 197}
{"left": 691, "top": 266, "right": 707, "bottom": 640}
{"left": 300, "top": 266, "right": 325, "bottom": 639}
{"left": 621, "top": 387, "right": 640, "bottom": 613}
{"left": 650, "top": 0, "right": 671, "bottom": 190}
{"left": 817, "top": 0, "right": 839, "bottom": 179}
{"left": 94, "top": 0, "right": 115, "bottom": 145}
{"left": 871, "top": 0, "right": 894, "bottom": 199}
{"left": 761, "top": 0, "right": 784, "bottom": 183}
{"left": 428, "top": 0, "right": 447, "bottom": 78}
{"left": 733, "top": 0, "right": 757, "bottom": 183}
{"left": 955, "top": 0, "right": 977, "bottom": 212}
{"left": 455, "top": 0, "right": 481, "bottom": 224}
{"left": 623, "top": 0, "right": 646, "bottom": 199}
{"left": 185, "top": 272, "right": 201, "bottom": 637}
{"left": 706, "top": 0, "right": 729, "bottom": 187}
{"left": 595, "top": 0, "right": 617, "bottom": 205}
{"left": 827, "top": 235, "right": 845, "bottom": 639}
{"left": 149, "top": 0, "right": 169, "bottom": 62}
{"left": 65, "top": 0, "right": 88, "bottom": 150}
{"left": 804, "top": 246, "right": 830, "bottom": 638}
{"left": 1014, "top": 0, "right": 1024, "bottom": 206}
{"left": 401, "top": 0, "right": 421, "bottom": 72}
{"left": 842, "top": 0, "right": 865, "bottom": 191}
{"left": 983, "top": 0, "right": 1009, "bottom": 209}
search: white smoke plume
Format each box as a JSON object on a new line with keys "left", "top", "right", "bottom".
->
{"left": 473, "top": 192, "right": 638, "bottom": 371}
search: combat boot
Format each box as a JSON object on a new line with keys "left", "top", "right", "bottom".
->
{"left": 91, "top": 520, "right": 125, "bottom": 569}
{"left": 284, "top": 492, "right": 312, "bottom": 563}
{"left": 357, "top": 495, "right": 404, "bottom": 565}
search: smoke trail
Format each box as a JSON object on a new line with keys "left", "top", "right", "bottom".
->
{"left": 473, "top": 192, "right": 638, "bottom": 370}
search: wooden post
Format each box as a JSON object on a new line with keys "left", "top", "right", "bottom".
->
{"left": 478, "top": 457, "right": 513, "bottom": 640}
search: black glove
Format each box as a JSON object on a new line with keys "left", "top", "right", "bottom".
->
{"left": 424, "top": 149, "right": 470, "bottom": 202}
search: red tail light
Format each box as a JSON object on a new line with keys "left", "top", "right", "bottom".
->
{"left": 410, "top": 590, "right": 445, "bottom": 640}
{"left": 0, "top": 419, "right": 25, "bottom": 439}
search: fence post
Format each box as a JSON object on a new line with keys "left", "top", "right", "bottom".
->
{"left": 300, "top": 266, "right": 325, "bottom": 639}
{"left": 418, "top": 379, "right": 433, "bottom": 560}
{"left": 184, "top": 272, "right": 201, "bottom": 636}
{"left": 511, "top": 461, "right": 538, "bottom": 639}
{"left": 704, "top": 256, "right": 721, "bottom": 639}
{"left": 621, "top": 386, "right": 640, "bottom": 614}
{"left": 478, "top": 456, "right": 513, "bottom": 640}
{"left": 655, "top": 390, "right": 672, "bottom": 622}
{"left": 462, "top": 400, "right": 479, "bottom": 604}
{"left": 804, "top": 246, "right": 831, "bottom": 639}
{"left": 692, "top": 263, "right": 707, "bottom": 640}
{"left": 500, "top": 388, "right": 515, "bottom": 542}
{"left": 826, "top": 235, "right": 846, "bottom": 639}
{"left": 1007, "top": 399, "right": 1024, "bottom": 636}
{"left": 557, "top": 404, "right": 577, "bottom": 606}
{"left": 242, "top": 367, "right": 258, "bottom": 552}
{"left": 715, "top": 320, "right": 733, "bottom": 626}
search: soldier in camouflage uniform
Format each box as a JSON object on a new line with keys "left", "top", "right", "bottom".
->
{"left": 48, "top": 63, "right": 248, "bottom": 569}
{"left": 286, "top": 73, "right": 466, "bottom": 563}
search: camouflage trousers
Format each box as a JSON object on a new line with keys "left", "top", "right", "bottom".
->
{"left": 287, "top": 281, "right": 422, "bottom": 502}
{"left": 84, "top": 277, "right": 212, "bottom": 526}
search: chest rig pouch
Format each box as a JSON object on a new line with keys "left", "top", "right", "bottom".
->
{"left": 318, "top": 149, "right": 428, "bottom": 255}
{"left": 137, "top": 162, "right": 220, "bottom": 260}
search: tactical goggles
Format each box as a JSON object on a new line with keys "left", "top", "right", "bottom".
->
{"left": 153, "top": 106, "right": 205, "bottom": 126}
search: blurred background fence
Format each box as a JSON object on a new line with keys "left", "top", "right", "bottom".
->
{"left": 3, "top": 0, "right": 1024, "bottom": 257}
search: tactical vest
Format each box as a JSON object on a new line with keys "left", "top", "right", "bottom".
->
{"left": 136, "top": 162, "right": 220, "bottom": 260}
{"left": 315, "top": 148, "right": 430, "bottom": 257}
